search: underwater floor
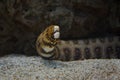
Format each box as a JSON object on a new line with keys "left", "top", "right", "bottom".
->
{"left": 0, "top": 54, "right": 120, "bottom": 80}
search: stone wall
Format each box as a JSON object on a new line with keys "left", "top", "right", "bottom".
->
{"left": 0, "top": 0, "right": 119, "bottom": 56}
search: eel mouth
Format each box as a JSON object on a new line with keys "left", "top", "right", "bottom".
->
{"left": 53, "top": 25, "right": 60, "bottom": 39}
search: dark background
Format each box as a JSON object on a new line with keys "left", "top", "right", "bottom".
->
{"left": 0, "top": 0, "right": 120, "bottom": 56}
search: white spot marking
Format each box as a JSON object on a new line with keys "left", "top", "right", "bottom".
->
{"left": 54, "top": 25, "right": 60, "bottom": 39}
{"left": 42, "top": 47, "right": 54, "bottom": 53}
{"left": 40, "top": 52, "right": 53, "bottom": 58}
{"left": 54, "top": 32, "right": 60, "bottom": 39}
{"left": 54, "top": 25, "right": 59, "bottom": 32}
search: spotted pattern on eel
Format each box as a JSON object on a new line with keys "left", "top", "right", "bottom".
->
{"left": 36, "top": 25, "right": 120, "bottom": 61}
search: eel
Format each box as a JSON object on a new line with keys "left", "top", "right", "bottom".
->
{"left": 36, "top": 25, "right": 120, "bottom": 61}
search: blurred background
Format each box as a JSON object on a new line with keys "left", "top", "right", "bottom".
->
{"left": 0, "top": 0, "right": 120, "bottom": 56}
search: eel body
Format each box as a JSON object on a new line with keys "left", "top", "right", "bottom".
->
{"left": 36, "top": 25, "right": 120, "bottom": 61}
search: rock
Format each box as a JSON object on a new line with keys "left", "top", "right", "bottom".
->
{"left": 0, "top": 0, "right": 119, "bottom": 56}
{"left": 0, "top": 54, "right": 120, "bottom": 80}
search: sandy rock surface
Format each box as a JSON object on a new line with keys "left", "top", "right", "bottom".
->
{"left": 0, "top": 54, "right": 120, "bottom": 80}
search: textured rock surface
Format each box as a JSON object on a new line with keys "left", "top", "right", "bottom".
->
{"left": 0, "top": 54, "right": 120, "bottom": 80}
{"left": 0, "top": 0, "right": 120, "bottom": 56}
